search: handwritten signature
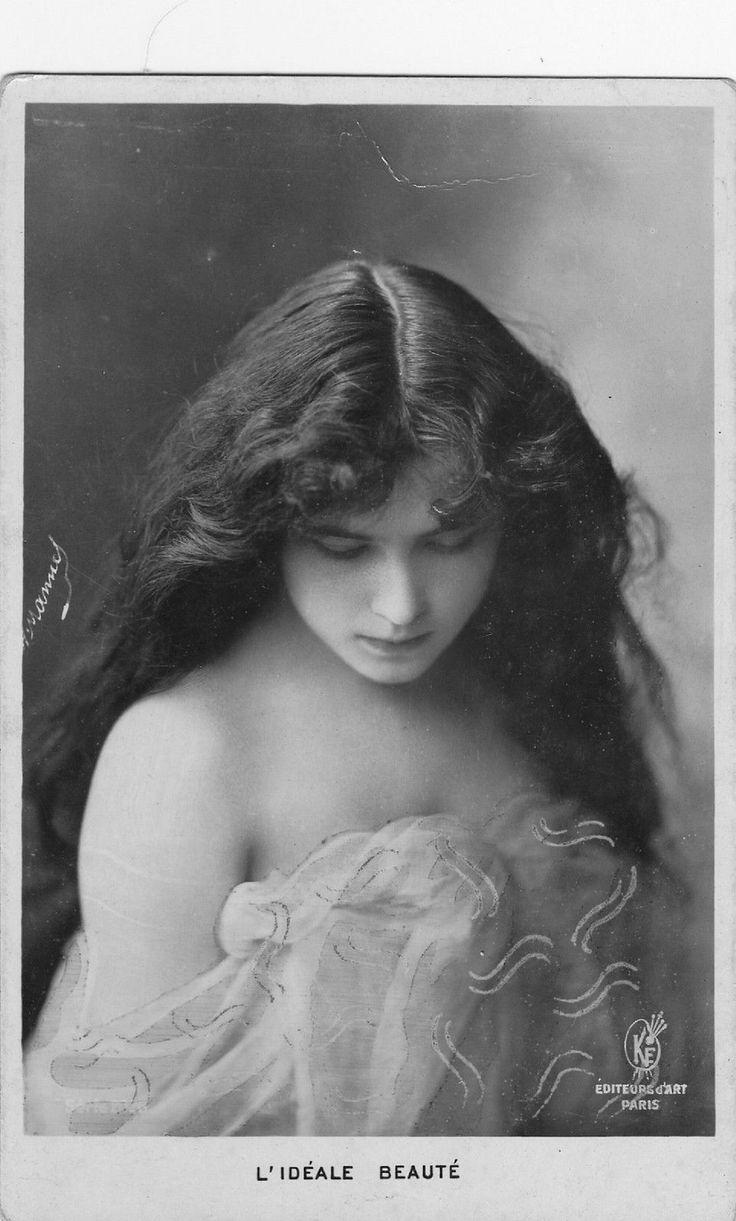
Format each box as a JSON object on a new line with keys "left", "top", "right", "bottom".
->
{"left": 22, "top": 535, "right": 72, "bottom": 649}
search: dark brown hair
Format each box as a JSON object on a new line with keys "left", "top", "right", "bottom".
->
{"left": 27, "top": 259, "right": 668, "bottom": 859}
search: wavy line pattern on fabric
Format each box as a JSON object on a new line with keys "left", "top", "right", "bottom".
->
{"left": 571, "top": 879, "right": 624, "bottom": 946}
{"left": 531, "top": 1065, "right": 596, "bottom": 1119}
{"left": 580, "top": 867, "right": 638, "bottom": 954}
{"left": 553, "top": 961, "right": 639, "bottom": 1005}
{"left": 430, "top": 1014, "right": 470, "bottom": 1101}
{"left": 443, "top": 1020, "right": 485, "bottom": 1102}
{"left": 469, "top": 951, "right": 552, "bottom": 995}
{"left": 432, "top": 836, "right": 500, "bottom": 919}
{"left": 469, "top": 934, "right": 554, "bottom": 983}
{"left": 530, "top": 1049, "right": 593, "bottom": 1099}
{"left": 26, "top": 807, "right": 688, "bottom": 1137}
{"left": 332, "top": 941, "right": 392, "bottom": 971}
{"left": 596, "top": 1096, "right": 625, "bottom": 1121}
{"left": 532, "top": 826, "right": 616, "bottom": 849}
{"left": 553, "top": 978, "right": 640, "bottom": 1018}
{"left": 179, "top": 1003, "right": 249, "bottom": 1033}
{"left": 537, "top": 819, "right": 570, "bottom": 836}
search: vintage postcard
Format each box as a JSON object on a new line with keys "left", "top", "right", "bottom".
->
{"left": 1, "top": 74, "right": 734, "bottom": 1219}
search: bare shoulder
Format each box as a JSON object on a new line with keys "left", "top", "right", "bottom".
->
{"left": 78, "top": 680, "right": 253, "bottom": 1022}
{"left": 81, "top": 678, "right": 250, "bottom": 870}
{"left": 91, "top": 680, "right": 225, "bottom": 782}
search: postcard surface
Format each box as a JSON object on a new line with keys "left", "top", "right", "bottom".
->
{"left": 1, "top": 74, "right": 734, "bottom": 1219}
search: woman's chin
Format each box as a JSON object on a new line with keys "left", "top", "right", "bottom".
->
{"left": 341, "top": 636, "right": 442, "bottom": 686}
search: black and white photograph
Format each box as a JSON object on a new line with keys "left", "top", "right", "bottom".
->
{"left": 1, "top": 72, "right": 734, "bottom": 1219}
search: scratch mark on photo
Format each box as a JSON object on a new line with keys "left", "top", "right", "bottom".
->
{"left": 345, "top": 122, "right": 540, "bottom": 191}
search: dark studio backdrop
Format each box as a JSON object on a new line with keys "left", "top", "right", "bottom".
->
{"left": 22, "top": 100, "right": 714, "bottom": 1046}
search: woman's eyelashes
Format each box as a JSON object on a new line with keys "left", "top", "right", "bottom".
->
{"left": 311, "top": 536, "right": 368, "bottom": 558}
{"left": 305, "top": 528, "right": 483, "bottom": 559}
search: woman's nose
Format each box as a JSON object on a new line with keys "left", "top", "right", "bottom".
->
{"left": 370, "top": 558, "right": 426, "bottom": 628}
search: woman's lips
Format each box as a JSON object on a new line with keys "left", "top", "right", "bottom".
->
{"left": 356, "top": 632, "right": 431, "bottom": 656}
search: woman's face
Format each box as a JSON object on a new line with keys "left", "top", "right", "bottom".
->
{"left": 280, "top": 459, "right": 500, "bottom": 685}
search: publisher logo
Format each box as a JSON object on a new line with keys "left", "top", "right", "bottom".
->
{"left": 624, "top": 1011, "right": 667, "bottom": 1075}
{"left": 595, "top": 1012, "right": 686, "bottom": 1117}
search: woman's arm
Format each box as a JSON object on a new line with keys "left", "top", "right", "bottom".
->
{"left": 77, "top": 691, "right": 250, "bottom": 1026}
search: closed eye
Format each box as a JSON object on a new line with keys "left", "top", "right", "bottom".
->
{"left": 309, "top": 535, "right": 368, "bottom": 558}
{"left": 305, "top": 528, "right": 485, "bottom": 557}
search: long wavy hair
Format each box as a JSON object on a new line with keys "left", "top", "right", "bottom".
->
{"left": 26, "top": 259, "right": 669, "bottom": 865}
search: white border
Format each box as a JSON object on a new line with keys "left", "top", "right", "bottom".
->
{"left": 1, "top": 73, "right": 734, "bottom": 106}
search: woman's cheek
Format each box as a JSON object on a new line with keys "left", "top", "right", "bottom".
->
{"left": 447, "top": 547, "right": 497, "bottom": 609}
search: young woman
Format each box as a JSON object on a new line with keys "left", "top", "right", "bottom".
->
{"left": 24, "top": 260, "right": 704, "bottom": 1135}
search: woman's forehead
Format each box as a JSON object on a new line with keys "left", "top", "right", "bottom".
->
{"left": 317, "top": 458, "right": 472, "bottom": 532}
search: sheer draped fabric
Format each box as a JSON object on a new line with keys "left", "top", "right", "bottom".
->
{"left": 24, "top": 792, "right": 699, "bottom": 1135}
